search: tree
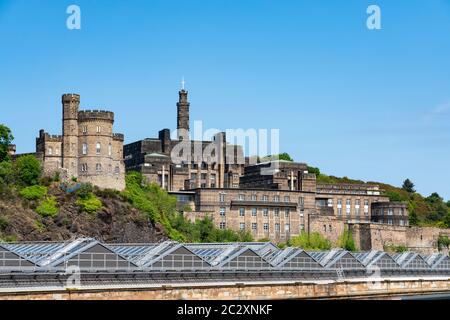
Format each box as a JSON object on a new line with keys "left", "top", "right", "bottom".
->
{"left": 262, "top": 153, "right": 293, "bottom": 162}
{"left": 307, "top": 166, "right": 320, "bottom": 176}
{"left": 0, "top": 124, "right": 14, "bottom": 162}
{"left": 402, "top": 179, "right": 415, "bottom": 193}
{"left": 13, "top": 155, "right": 42, "bottom": 186}
{"left": 409, "top": 210, "right": 419, "bottom": 226}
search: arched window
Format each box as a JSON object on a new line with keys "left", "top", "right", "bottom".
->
{"left": 82, "top": 143, "right": 88, "bottom": 155}
{"left": 108, "top": 144, "right": 112, "bottom": 156}
{"left": 48, "top": 147, "right": 53, "bottom": 155}
{"left": 55, "top": 147, "right": 59, "bottom": 155}
{"left": 96, "top": 142, "right": 101, "bottom": 155}
{"left": 96, "top": 163, "right": 102, "bottom": 172}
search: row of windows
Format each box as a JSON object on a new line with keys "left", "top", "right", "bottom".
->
{"left": 375, "top": 219, "right": 407, "bottom": 226}
{"left": 336, "top": 199, "right": 370, "bottom": 206}
{"left": 47, "top": 147, "right": 59, "bottom": 155}
{"left": 82, "top": 143, "right": 113, "bottom": 156}
{"left": 82, "top": 126, "right": 103, "bottom": 133}
{"left": 337, "top": 207, "right": 369, "bottom": 216}
{"left": 219, "top": 207, "right": 291, "bottom": 218}
{"left": 191, "top": 173, "right": 216, "bottom": 180}
{"left": 373, "top": 208, "right": 405, "bottom": 216}
{"left": 219, "top": 194, "right": 305, "bottom": 204}
{"left": 80, "top": 163, "right": 120, "bottom": 174}
{"left": 219, "top": 222, "right": 291, "bottom": 232}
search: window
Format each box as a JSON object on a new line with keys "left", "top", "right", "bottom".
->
{"left": 399, "top": 219, "right": 404, "bottom": 226}
{"left": 346, "top": 199, "right": 351, "bottom": 206}
{"left": 355, "top": 207, "right": 360, "bottom": 215}
{"left": 388, "top": 219, "right": 393, "bottom": 225}
{"left": 338, "top": 208, "right": 342, "bottom": 216}
{"left": 323, "top": 225, "right": 327, "bottom": 232}
{"left": 219, "top": 222, "right": 226, "bottom": 229}
{"left": 284, "top": 196, "right": 290, "bottom": 203}
{"left": 388, "top": 208, "right": 394, "bottom": 216}
{"left": 48, "top": 147, "right": 53, "bottom": 155}
{"left": 251, "top": 208, "right": 257, "bottom": 217}
{"left": 262, "top": 195, "right": 268, "bottom": 202}
{"left": 252, "top": 223, "right": 257, "bottom": 230}
{"left": 96, "top": 142, "right": 101, "bottom": 155}
{"left": 239, "top": 208, "right": 245, "bottom": 217}
{"left": 201, "top": 183, "right": 206, "bottom": 188}
{"left": 364, "top": 200, "right": 369, "bottom": 206}
{"left": 82, "top": 143, "right": 88, "bottom": 155}
{"left": 114, "top": 166, "right": 119, "bottom": 174}
{"left": 285, "top": 208, "right": 290, "bottom": 218}
{"left": 299, "top": 210, "right": 304, "bottom": 217}
{"left": 251, "top": 194, "right": 257, "bottom": 201}
{"left": 299, "top": 197, "right": 304, "bottom": 205}
{"left": 328, "top": 225, "right": 332, "bottom": 232}
{"left": 263, "top": 208, "right": 268, "bottom": 217}
{"left": 285, "top": 223, "right": 290, "bottom": 232}
{"left": 96, "top": 163, "right": 102, "bottom": 172}
{"left": 96, "top": 126, "right": 101, "bottom": 133}
{"left": 219, "top": 207, "right": 226, "bottom": 217}
{"left": 275, "top": 223, "right": 280, "bottom": 232}
{"left": 82, "top": 126, "right": 87, "bottom": 133}
{"left": 274, "top": 208, "right": 280, "bottom": 218}
{"left": 81, "top": 163, "right": 88, "bottom": 172}
{"left": 239, "top": 194, "right": 245, "bottom": 201}
{"left": 274, "top": 195, "right": 280, "bottom": 202}
{"left": 55, "top": 148, "right": 59, "bottom": 155}
{"left": 300, "top": 224, "right": 305, "bottom": 231}
{"left": 356, "top": 199, "right": 360, "bottom": 206}
{"left": 263, "top": 223, "right": 269, "bottom": 231}
{"left": 219, "top": 194, "right": 225, "bottom": 202}
{"left": 239, "top": 223, "right": 245, "bottom": 230}
{"left": 108, "top": 144, "right": 112, "bottom": 156}
{"left": 200, "top": 173, "right": 206, "bottom": 180}
{"left": 399, "top": 208, "right": 404, "bottom": 216}
{"left": 210, "top": 174, "right": 216, "bottom": 181}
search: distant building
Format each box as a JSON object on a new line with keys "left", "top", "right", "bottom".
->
{"left": 35, "top": 94, "right": 125, "bottom": 190}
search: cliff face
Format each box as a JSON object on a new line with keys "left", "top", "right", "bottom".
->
{"left": 0, "top": 186, "right": 167, "bottom": 243}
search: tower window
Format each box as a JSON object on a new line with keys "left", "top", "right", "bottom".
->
{"left": 55, "top": 147, "right": 59, "bottom": 155}
{"left": 96, "top": 142, "right": 101, "bottom": 155}
{"left": 96, "top": 163, "right": 102, "bottom": 172}
{"left": 82, "top": 126, "right": 87, "bottom": 133}
{"left": 108, "top": 144, "right": 112, "bottom": 156}
{"left": 48, "top": 147, "right": 53, "bottom": 155}
{"left": 82, "top": 143, "right": 87, "bottom": 155}
{"left": 96, "top": 126, "right": 101, "bottom": 133}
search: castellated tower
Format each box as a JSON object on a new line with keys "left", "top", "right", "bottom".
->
{"left": 62, "top": 94, "right": 80, "bottom": 178}
{"left": 36, "top": 94, "right": 125, "bottom": 191}
{"left": 177, "top": 89, "right": 190, "bottom": 140}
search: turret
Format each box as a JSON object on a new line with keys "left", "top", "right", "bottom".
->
{"left": 62, "top": 93, "right": 80, "bottom": 178}
{"left": 177, "top": 89, "right": 190, "bottom": 140}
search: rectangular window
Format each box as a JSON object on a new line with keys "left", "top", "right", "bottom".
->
{"left": 274, "top": 208, "right": 280, "bottom": 218}
{"left": 346, "top": 199, "right": 351, "bottom": 206}
{"left": 388, "top": 208, "right": 394, "bottom": 216}
{"left": 55, "top": 148, "right": 59, "bottom": 155}
{"left": 219, "top": 222, "right": 226, "bottom": 229}
{"left": 96, "top": 126, "right": 101, "bottom": 133}
{"left": 251, "top": 194, "right": 257, "bottom": 201}
{"left": 82, "top": 143, "right": 87, "bottom": 155}
{"left": 96, "top": 163, "right": 102, "bottom": 172}
{"left": 239, "top": 194, "right": 245, "bottom": 201}
{"left": 299, "top": 197, "right": 304, "bottom": 205}
{"left": 275, "top": 223, "right": 280, "bottom": 232}
{"left": 388, "top": 219, "right": 393, "bottom": 225}
{"left": 108, "top": 144, "right": 112, "bottom": 157}
{"left": 356, "top": 199, "right": 360, "bottom": 206}
{"left": 355, "top": 207, "right": 360, "bottom": 215}
{"left": 399, "top": 219, "right": 404, "bottom": 226}
{"left": 219, "top": 194, "right": 225, "bottom": 202}
{"left": 48, "top": 147, "right": 52, "bottom": 155}
{"left": 201, "top": 173, "right": 207, "bottom": 180}
{"left": 285, "top": 208, "right": 290, "bottom": 218}
{"left": 239, "top": 223, "right": 245, "bottom": 230}
{"left": 239, "top": 208, "right": 245, "bottom": 217}
{"left": 251, "top": 208, "right": 257, "bottom": 217}
{"left": 274, "top": 195, "right": 280, "bottom": 202}
{"left": 263, "top": 208, "right": 268, "bottom": 217}
{"left": 210, "top": 174, "right": 216, "bottom": 181}
{"left": 252, "top": 223, "right": 257, "bottom": 230}
{"left": 338, "top": 208, "right": 342, "bottom": 216}
{"left": 219, "top": 207, "right": 226, "bottom": 217}
{"left": 263, "top": 223, "right": 269, "bottom": 231}
{"left": 96, "top": 143, "right": 101, "bottom": 155}
{"left": 262, "top": 195, "right": 268, "bottom": 202}
{"left": 284, "top": 196, "right": 290, "bottom": 203}
{"left": 82, "top": 126, "right": 87, "bottom": 133}
{"left": 285, "top": 223, "right": 290, "bottom": 232}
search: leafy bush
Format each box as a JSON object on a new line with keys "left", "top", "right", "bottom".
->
{"left": 36, "top": 196, "right": 58, "bottom": 217}
{"left": 0, "top": 124, "right": 14, "bottom": 162}
{"left": 0, "top": 216, "right": 9, "bottom": 230}
{"left": 95, "top": 188, "right": 120, "bottom": 199}
{"left": 0, "top": 161, "right": 14, "bottom": 185}
{"left": 76, "top": 183, "right": 93, "bottom": 199}
{"left": 76, "top": 194, "right": 103, "bottom": 214}
{"left": 289, "top": 232, "right": 332, "bottom": 250}
{"left": 13, "top": 155, "right": 42, "bottom": 186}
{"left": 19, "top": 185, "right": 48, "bottom": 200}
{"left": 438, "top": 235, "right": 450, "bottom": 251}
{"left": 307, "top": 166, "right": 320, "bottom": 176}
{"left": 338, "top": 229, "right": 357, "bottom": 251}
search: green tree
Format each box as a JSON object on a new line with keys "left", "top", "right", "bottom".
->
{"left": 13, "top": 155, "right": 42, "bottom": 186}
{"left": 409, "top": 210, "right": 419, "bottom": 226}
{"left": 0, "top": 161, "right": 14, "bottom": 185}
{"left": 307, "top": 166, "right": 320, "bottom": 176}
{"left": 289, "top": 232, "right": 331, "bottom": 250}
{"left": 402, "top": 179, "right": 415, "bottom": 193}
{"left": 338, "top": 229, "right": 357, "bottom": 251}
{"left": 0, "top": 124, "right": 14, "bottom": 162}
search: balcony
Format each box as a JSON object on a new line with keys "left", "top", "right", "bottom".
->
{"left": 230, "top": 200, "right": 297, "bottom": 209}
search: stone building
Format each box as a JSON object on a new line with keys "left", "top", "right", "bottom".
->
{"left": 124, "top": 90, "right": 244, "bottom": 191}
{"left": 35, "top": 94, "right": 125, "bottom": 190}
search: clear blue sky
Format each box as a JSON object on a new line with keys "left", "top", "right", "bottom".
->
{"left": 1, "top": 0, "right": 449, "bottom": 200}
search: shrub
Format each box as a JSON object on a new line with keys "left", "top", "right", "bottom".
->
{"left": 438, "top": 235, "right": 450, "bottom": 251}
{"left": 289, "top": 232, "right": 332, "bottom": 250}
{"left": 0, "top": 161, "right": 14, "bottom": 185}
{"left": 19, "top": 185, "right": 48, "bottom": 200}
{"left": 338, "top": 229, "right": 357, "bottom": 251}
{"left": 95, "top": 188, "right": 120, "bottom": 199}
{"left": 76, "top": 183, "right": 93, "bottom": 199}
{"left": 13, "top": 155, "right": 42, "bottom": 186}
{"left": 76, "top": 194, "right": 103, "bottom": 214}
{"left": 0, "top": 216, "right": 9, "bottom": 230}
{"left": 36, "top": 196, "right": 58, "bottom": 217}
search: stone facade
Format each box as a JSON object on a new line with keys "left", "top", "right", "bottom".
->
{"left": 36, "top": 94, "right": 125, "bottom": 190}
{"left": 124, "top": 90, "right": 244, "bottom": 191}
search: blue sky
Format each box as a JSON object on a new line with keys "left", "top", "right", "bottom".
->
{"left": 0, "top": 0, "right": 449, "bottom": 200}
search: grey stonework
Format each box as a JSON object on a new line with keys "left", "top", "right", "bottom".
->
{"left": 36, "top": 94, "right": 125, "bottom": 191}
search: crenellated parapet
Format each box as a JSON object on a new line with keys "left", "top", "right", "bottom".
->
{"left": 113, "top": 133, "right": 124, "bottom": 141}
{"left": 78, "top": 110, "right": 114, "bottom": 122}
